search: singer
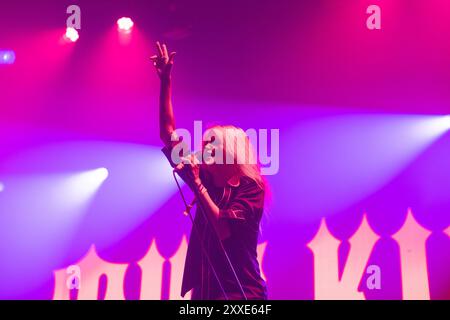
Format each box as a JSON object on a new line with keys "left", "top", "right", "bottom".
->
{"left": 151, "top": 42, "right": 268, "bottom": 300}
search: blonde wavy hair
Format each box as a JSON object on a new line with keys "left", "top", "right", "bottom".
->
{"left": 202, "top": 125, "right": 266, "bottom": 191}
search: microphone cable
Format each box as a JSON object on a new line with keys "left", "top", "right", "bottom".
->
{"left": 173, "top": 170, "right": 229, "bottom": 300}
{"left": 173, "top": 170, "right": 248, "bottom": 300}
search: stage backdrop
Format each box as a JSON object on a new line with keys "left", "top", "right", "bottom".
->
{"left": 0, "top": 0, "right": 449, "bottom": 299}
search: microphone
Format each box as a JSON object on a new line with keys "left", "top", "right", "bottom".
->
{"left": 172, "top": 150, "right": 203, "bottom": 215}
{"left": 172, "top": 162, "right": 196, "bottom": 216}
{"left": 173, "top": 150, "right": 203, "bottom": 172}
{"left": 183, "top": 197, "right": 197, "bottom": 216}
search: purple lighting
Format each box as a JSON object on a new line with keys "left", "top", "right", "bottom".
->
{"left": 60, "top": 167, "right": 109, "bottom": 210}
{"left": 0, "top": 50, "right": 16, "bottom": 64}
{"left": 0, "top": 0, "right": 449, "bottom": 300}
{"left": 274, "top": 113, "right": 450, "bottom": 223}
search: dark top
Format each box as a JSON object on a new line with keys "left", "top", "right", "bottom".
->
{"left": 162, "top": 145, "right": 267, "bottom": 300}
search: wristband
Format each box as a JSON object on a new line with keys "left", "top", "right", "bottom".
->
{"left": 196, "top": 183, "right": 208, "bottom": 195}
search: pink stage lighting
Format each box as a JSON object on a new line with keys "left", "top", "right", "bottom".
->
{"left": 64, "top": 27, "right": 79, "bottom": 42}
{"left": 117, "top": 17, "right": 134, "bottom": 33}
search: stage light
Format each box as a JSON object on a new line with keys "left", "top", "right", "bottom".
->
{"left": 59, "top": 167, "right": 109, "bottom": 209}
{"left": 95, "top": 167, "right": 109, "bottom": 180}
{"left": 64, "top": 27, "right": 79, "bottom": 42}
{"left": 77, "top": 167, "right": 109, "bottom": 187}
{"left": 117, "top": 17, "right": 134, "bottom": 33}
{"left": 418, "top": 114, "right": 450, "bottom": 138}
{"left": 444, "top": 115, "right": 450, "bottom": 131}
{"left": 434, "top": 115, "right": 450, "bottom": 131}
{"left": 0, "top": 50, "right": 16, "bottom": 64}
{"left": 0, "top": 182, "right": 4, "bottom": 192}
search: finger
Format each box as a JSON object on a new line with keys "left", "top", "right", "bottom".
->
{"left": 156, "top": 41, "right": 163, "bottom": 58}
{"left": 150, "top": 55, "right": 158, "bottom": 65}
{"left": 168, "top": 52, "right": 176, "bottom": 64}
{"left": 174, "top": 162, "right": 184, "bottom": 171}
{"left": 189, "top": 153, "right": 199, "bottom": 165}
{"left": 180, "top": 156, "right": 192, "bottom": 165}
{"left": 162, "top": 43, "right": 169, "bottom": 60}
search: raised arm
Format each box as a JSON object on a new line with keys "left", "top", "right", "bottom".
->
{"left": 153, "top": 44, "right": 231, "bottom": 240}
{"left": 150, "top": 41, "right": 177, "bottom": 146}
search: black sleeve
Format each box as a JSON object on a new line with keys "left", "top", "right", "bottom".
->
{"left": 219, "top": 179, "right": 264, "bottom": 221}
{"left": 161, "top": 133, "right": 191, "bottom": 168}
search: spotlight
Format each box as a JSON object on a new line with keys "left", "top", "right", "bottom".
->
{"left": 117, "top": 17, "right": 134, "bottom": 33}
{"left": 95, "top": 167, "right": 109, "bottom": 181}
{"left": 62, "top": 167, "right": 109, "bottom": 206}
{"left": 0, "top": 182, "right": 4, "bottom": 192}
{"left": 444, "top": 115, "right": 450, "bottom": 131}
{"left": 415, "top": 114, "right": 450, "bottom": 141}
{"left": 434, "top": 115, "right": 450, "bottom": 132}
{"left": 0, "top": 50, "right": 16, "bottom": 65}
{"left": 81, "top": 167, "right": 109, "bottom": 184}
{"left": 64, "top": 27, "right": 79, "bottom": 42}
